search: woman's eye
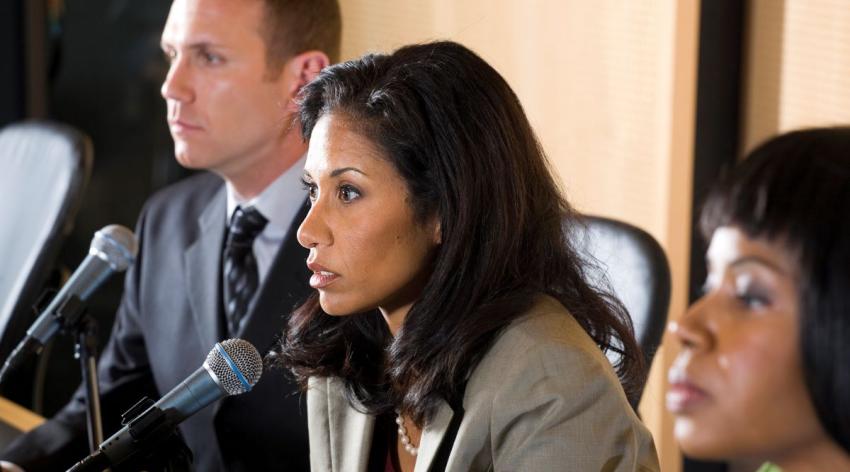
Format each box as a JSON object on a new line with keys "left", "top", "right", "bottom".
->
{"left": 736, "top": 291, "right": 769, "bottom": 310}
{"left": 301, "top": 179, "right": 317, "bottom": 202}
{"left": 338, "top": 184, "right": 361, "bottom": 203}
{"left": 733, "top": 275, "right": 771, "bottom": 310}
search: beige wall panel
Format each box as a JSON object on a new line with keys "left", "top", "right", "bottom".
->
{"left": 744, "top": 0, "right": 850, "bottom": 152}
{"left": 341, "top": 1, "right": 675, "bottom": 232}
{"left": 339, "top": 2, "right": 700, "bottom": 470}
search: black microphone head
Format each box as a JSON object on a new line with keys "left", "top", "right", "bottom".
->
{"left": 204, "top": 339, "right": 262, "bottom": 395}
{"left": 91, "top": 224, "right": 138, "bottom": 271}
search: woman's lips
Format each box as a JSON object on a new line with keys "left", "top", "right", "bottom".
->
{"left": 309, "top": 270, "right": 339, "bottom": 289}
{"left": 666, "top": 379, "right": 710, "bottom": 413}
{"left": 306, "top": 261, "right": 339, "bottom": 289}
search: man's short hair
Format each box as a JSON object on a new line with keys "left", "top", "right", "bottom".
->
{"left": 259, "top": 0, "right": 342, "bottom": 75}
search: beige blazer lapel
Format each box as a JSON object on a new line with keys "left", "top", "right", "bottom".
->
{"left": 309, "top": 377, "right": 375, "bottom": 472}
{"left": 414, "top": 400, "right": 456, "bottom": 472}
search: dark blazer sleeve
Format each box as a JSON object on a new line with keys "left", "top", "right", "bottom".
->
{"left": 1, "top": 204, "right": 160, "bottom": 471}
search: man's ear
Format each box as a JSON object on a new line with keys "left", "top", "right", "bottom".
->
{"left": 282, "top": 50, "right": 330, "bottom": 106}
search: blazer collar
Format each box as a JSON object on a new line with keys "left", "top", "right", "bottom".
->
{"left": 184, "top": 184, "right": 227, "bottom": 350}
{"left": 415, "top": 400, "right": 456, "bottom": 472}
{"left": 324, "top": 378, "right": 376, "bottom": 472}
{"left": 325, "top": 381, "right": 459, "bottom": 472}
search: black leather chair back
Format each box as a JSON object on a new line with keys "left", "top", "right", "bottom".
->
{"left": 0, "top": 121, "right": 92, "bottom": 363}
{"left": 568, "top": 215, "right": 671, "bottom": 401}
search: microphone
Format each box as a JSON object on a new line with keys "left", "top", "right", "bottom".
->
{"left": 0, "top": 225, "right": 138, "bottom": 383}
{"left": 67, "top": 339, "right": 263, "bottom": 472}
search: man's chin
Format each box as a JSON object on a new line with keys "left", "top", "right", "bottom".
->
{"left": 174, "top": 147, "right": 208, "bottom": 170}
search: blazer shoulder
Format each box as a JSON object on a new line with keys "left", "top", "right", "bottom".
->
{"left": 464, "top": 295, "right": 659, "bottom": 471}
{"left": 142, "top": 172, "right": 223, "bottom": 218}
{"left": 465, "top": 293, "right": 637, "bottom": 435}
{"left": 485, "top": 294, "right": 609, "bottom": 369}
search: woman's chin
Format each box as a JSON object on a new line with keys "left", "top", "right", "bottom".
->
{"left": 673, "top": 418, "right": 734, "bottom": 462}
{"left": 318, "top": 294, "right": 358, "bottom": 317}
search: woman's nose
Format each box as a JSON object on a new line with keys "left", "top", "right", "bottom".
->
{"left": 669, "top": 295, "right": 714, "bottom": 351}
{"left": 297, "top": 201, "right": 332, "bottom": 249}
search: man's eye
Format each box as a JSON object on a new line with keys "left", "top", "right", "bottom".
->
{"left": 338, "top": 185, "right": 361, "bottom": 203}
{"left": 163, "top": 49, "right": 177, "bottom": 63}
{"left": 199, "top": 50, "right": 223, "bottom": 65}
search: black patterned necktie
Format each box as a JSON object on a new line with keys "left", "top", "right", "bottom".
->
{"left": 223, "top": 206, "right": 268, "bottom": 336}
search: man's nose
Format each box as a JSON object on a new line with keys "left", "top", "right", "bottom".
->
{"left": 161, "top": 57, "right": 195, "bottom": 104}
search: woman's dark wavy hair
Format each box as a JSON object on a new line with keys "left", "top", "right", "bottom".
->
{"left": 700, "top": 127, "right": 850, "bottom": 453}
{"left": 273, "top": 41, "right": 644, "bottom": 425}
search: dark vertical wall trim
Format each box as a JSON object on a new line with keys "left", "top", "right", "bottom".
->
{"left": 684, "top": 0, "right": 745, "bottom": 471}
{"left": 688, "top": 1, "right": 746, "bottom": 305}
{"left": 25, "top": 0, "right": 48, "bottom": 118}
{"left": 0, "top": 0, "right": 25, "bottom": 126}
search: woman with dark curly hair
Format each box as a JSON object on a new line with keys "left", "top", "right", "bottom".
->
{"left": 667, "top": 127, "right": 850, "bottom": 471}
{"left": 274, "top": 40, "right": 658, "bottom": 471}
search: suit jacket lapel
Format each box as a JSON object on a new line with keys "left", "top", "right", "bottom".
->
{"left": 415, "top": 400, "right": 457, "bottom": 472}
{"left": 238, "top": 200, "right": 311, "bottom": 354}
{"left": 328, "top": 378, "right": 375, "bottom": 472}
{"left": 184, "top": 185, "right": 226, "bottom": 350}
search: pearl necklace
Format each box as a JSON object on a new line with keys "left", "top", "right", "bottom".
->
{"left": 394, "top": 409, "right": 418, "bottom": 456}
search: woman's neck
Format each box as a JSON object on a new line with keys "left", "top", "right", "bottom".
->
{"left": 380, "top": 300, "right": 415, "bottom": 336}
{"left": 772, "top": 438, "right": 850, "bottom": 472}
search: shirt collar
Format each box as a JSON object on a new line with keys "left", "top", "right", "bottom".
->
{"left": 225, "top": 154, "right": 307, "bottom": 237}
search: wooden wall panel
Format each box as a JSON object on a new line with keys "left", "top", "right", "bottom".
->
{"left": 744, "top": 0, "right": 850, "bottom": 152}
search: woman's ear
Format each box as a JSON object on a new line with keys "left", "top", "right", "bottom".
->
{"left": 432, "top": 218, "right": 442, "bottom": 245}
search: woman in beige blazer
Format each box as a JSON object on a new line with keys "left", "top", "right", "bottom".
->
{"left": 272, "top": 41, "right": 659, "bottom": 471}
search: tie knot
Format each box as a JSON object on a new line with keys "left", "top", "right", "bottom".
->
{"left": 228, "top": 206, "right": 268, "bottom": 246}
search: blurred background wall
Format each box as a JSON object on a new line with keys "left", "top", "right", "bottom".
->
{"left": 2, "top": 0, "right": 850, "bottom": 470}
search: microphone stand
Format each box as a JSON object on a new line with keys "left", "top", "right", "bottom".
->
{"left": 57, "top": 295, "right": 104, "bottom": 451}
{"left": 68, "top": 398, "right": 194, "bottom": 472}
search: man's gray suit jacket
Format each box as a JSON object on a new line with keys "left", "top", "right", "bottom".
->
{"left": 2, "top": 172, "right": 313, "bottom": 471}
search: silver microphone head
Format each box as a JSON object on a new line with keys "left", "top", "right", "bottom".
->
{"left": 204, "top": 339, "right": 263, "bottom": 395}
{"left": 90, "top": 224, "right": 138, "bottom": 272}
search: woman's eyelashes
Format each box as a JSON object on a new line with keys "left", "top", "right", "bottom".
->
{"left": 300, "top": 177, "right": 362, "bottom": 204}
{"left": 733, "top": 276, "right": 772, "bottom": 311}
{"left": 301, "top": 178, "right": 317, "bottom": 202}
{"left": 700, "top": 271, "right": 773, "bottom": 311}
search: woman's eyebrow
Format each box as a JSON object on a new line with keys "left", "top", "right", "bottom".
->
{"left": 729, "top": 255, "right": 789, "bottom": 276}
{"left": 330, "top": 167, "right": 367, "bottom": 178}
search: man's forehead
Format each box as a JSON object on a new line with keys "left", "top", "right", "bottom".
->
{"left": 162, "top": 0, "right": 264, "bottom": 45}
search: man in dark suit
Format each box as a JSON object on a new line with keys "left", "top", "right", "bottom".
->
{"left": 1, "top": 0, "right": 341, "bottom": 470}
